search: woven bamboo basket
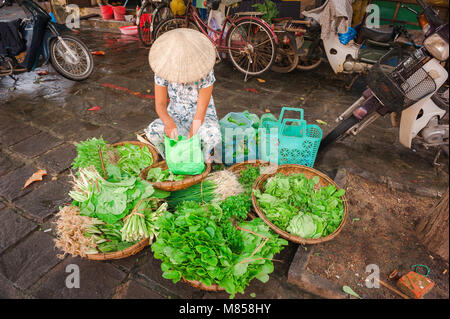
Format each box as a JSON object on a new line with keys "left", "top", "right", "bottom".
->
{"left": 85, "top": 237, "right": 149, "bottom": 261}
{"left": 111, "top": 141, "right": 160, "bottom": 165}
{"left": 182, "top": 278, "right": 225, "bottom": 292}
{"left": 140, "top": 161, "right": 211, "bottom": 192}
{"left": 227, "top": 160, "right": 272, "bottom": 176}
{"left": 85, "top": 198, "right": 164, "bottom": 261}
{"left": 251, "top": 164, "right": 348, "bottom": 245}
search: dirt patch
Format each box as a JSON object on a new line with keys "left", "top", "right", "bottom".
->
{"left": 306, "top": 173, "right": 449, "bottom": 299}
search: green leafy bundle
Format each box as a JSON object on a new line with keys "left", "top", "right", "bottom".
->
{"left": 238, "top": 165, "right": 261, "bottom": 193}
{"left": 152, "top": 201, "right": 287, "bottom": 298}
{"left": 115, "top": 144, "right": 154, "bottom": 177}
{"left": 70, "top": 166, "right": 167, "bottom": 225}
{"left": 84, "top": 219, "right": 136, "bottom": 253}
{"left": 254, "top": 173, "right": 346, "bottom": 238}
{"left": 166, "top": 180, "right": 217, "bottom": 209}
{"left": 72, "top": 137, "right": 110, "bottom": 174}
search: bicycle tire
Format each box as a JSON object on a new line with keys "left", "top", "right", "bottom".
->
{"left": 319, "top": 115, "right": 360, "bottom": 151}
{"left": 137, "top": 1, "right": 158, "bottom": 47}
{"left": 226, "top": 17, "right": 276, "bottom": 76}
{"left": 154, "top": 16, "right": 199, "bottom": 40}
{"left": 151, "top": 3, "right": 174, "bottom": 38}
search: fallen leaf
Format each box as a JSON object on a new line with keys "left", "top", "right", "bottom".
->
{"left": 352, "top": 218, "right": 360, "bottom": 223}
{"left": 443, "top": 269, "right": 447, "bottom": 275}
{"left": 316, "top": 119, "right": 328, "bottom": 125}
{"left": 343, "top": 285, "right": 362, "bottom": 299}
{"left": 23, "top": 169, "right": 47, "bottom": 189}
{"left": 37, "top": 70, "right": 49, "bottom": 76}
{"left": 300, "top": 97, "right": 305, "bottom": 101}
{"left": 265, "top": 108, "right": 271, "bottom": 113}
{"left": 51, "top": 176, "right": 58, "bottom": 181}
{"left": 256, "top": 78, "right": 266, "bottom": 83}
{"left": 245, "top": 88, "right": 258, "bottom": 93}
{"left": 88, "top": 106, "right": 102, "bottom": 111}
{"left": 9, "top": 87, "right": 15, "bottom": 91}
{"left": 146, "top": 89, "right": 151, "bottom": 93}
{"left": 91, "top": 51, "right": 105, "bottom": 56}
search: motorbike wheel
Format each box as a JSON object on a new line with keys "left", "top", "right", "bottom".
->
{"left": 319, "top": 115, "right": 359, "bottom": 151}
{"left": 270, "top": 42, "right": 299, "bottom": 73}
{"left": 137, "top": 1, "right": 157, "bottom": 47}
{"left": 49, "top": 35, "right": 94, "bottom": 81}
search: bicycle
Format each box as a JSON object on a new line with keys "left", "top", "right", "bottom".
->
{"left": 137, "top": 0, "right": 174, "bottom": 47}
{"left": 153, "top": 0, "right": 278, "bottom": 78}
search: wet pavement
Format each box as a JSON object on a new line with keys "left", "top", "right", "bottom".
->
{"left": 1, "top": 5, "right": 449, "bottom": 299}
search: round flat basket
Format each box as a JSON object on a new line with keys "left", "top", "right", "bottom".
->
{"left": 251, "top": 164, "right": 348, "bottom": 245}
{"left": 182, "top": 278, "right": 225, "bottom": 292}
{"left": 85, "top": 237, "right": 149, "bottom": 261}
{"left": 227, "top": 160, "right": 272, "bottom": 176}
{"left": 111, "top": 141, "right": 160, "bottom": 165}
{"left": 139, "top": 161, "right": 211, "bottom": 192}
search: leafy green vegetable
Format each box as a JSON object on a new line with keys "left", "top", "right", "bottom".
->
{"left": 151, "top": 201, "right": 287, "bottom": 298}
{"left": 254, "top": 173, "right": 345, "bottom": 238}
{"left": 71, "top": 166, "right": 157, "bottom": 225}
{"left": 238, "top": 165, "right": 261, "bottom": 193}
{"left": 146, "top": 167, "right": 185, "bottom": 182}
{"left": 121, "top": 201, "right": 168, "bottom": 243}
{"left": 252, "top": 0, "right": 279, "bottom": 24}
{"left": 115, "top": 144, "right": 154, "bottom": 177}
{"left": 72, "top": 137, "right": 110, "bottom": 174}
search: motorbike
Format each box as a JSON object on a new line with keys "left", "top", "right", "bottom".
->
{"left": 0, "top": 0, "right": 13, "bottom": 8}
{"left": 319, "top": 0, "right": 448, "bottom": 166}
{"left": 0, "top": 0, "right": 93, "bottom": 81}
{"left": 303, "top": 0, "right": 418, "bottom": 89}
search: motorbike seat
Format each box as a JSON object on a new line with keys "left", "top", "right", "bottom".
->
{"left": 359, "top": 25, "right": 394, "bottom": 43}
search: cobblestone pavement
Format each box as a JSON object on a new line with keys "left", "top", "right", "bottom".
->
{"left": 1, "top": 5, "right": 448, "bottom": 299}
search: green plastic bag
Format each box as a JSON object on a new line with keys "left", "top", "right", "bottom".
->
{"left": 164, "top": 135, "right": 205, "bottom": 175}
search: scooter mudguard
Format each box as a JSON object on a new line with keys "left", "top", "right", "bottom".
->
{"left": 322, "top": 35, "right": 359, "bottom": 73}
{"left": 399, "top": 59, "right": 448, "bottom": 148}
{"left": 41, "top": 29, "right": 55, "bottom": 63}
{"left": 399, "top": 98, "right": 446, "bottom": 148}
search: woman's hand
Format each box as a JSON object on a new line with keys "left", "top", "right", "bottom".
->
{"left": 164, "top": 119, "right": 178, "bottom": 140}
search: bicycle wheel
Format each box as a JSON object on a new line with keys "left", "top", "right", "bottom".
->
{"left": 151, "top": 3, "right": 174, "bottom": 38}
{"left": 137, "top": 1, "right": 157, "bottom": 47}
{"left": 226, "top": 17, "right": 276, "bottom": 76}
{"left": 154, "top": 17, "right": 199, "bottom": 40}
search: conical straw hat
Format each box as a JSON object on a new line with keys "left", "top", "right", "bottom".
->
{"left": 149, "top": 28, "right": 216, "bottom": 83}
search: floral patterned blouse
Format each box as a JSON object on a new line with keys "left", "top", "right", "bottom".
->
{"left": 154, "top": 70, "right": 218, "bottom": 122}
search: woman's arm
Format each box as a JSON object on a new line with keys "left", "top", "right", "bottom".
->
{"left": 188, "top": 85, "right": 213, "bottom": 138}
{"left": 155, "top": 83, "right": 178, "bottom": 139}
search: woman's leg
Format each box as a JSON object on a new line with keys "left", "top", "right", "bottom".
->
{"left": 144, "top": 119, "right": 166, "bottom": 158}
{"left": 197, "top": 117, "right": 222, "bottom": 163}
